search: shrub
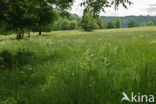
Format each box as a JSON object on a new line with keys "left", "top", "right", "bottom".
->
{"left": 107, "top": 20, "right": 116, "bottom": 29}
{"left": 128, "top": 19, "right": 138, "bottom": 28}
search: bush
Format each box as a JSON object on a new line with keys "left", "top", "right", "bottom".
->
{"left": 80, "top": 10, "right": 99, "bottom": 32}
{"left": 115, "top": 18, "right": 121, "bottom": 28}
{"left": 147, "top": 20, "right": 154, "bottom": 26}
{"left": 107, "top": 20, "right": 115, "bottom": 29}
{"left": 96, "top": 17, "right": 105, "bottom": 29}
{"left": 53, "top": 19, "right": 78, "bottom": 31}
{"left": 128, "top": 19, "right": 138, "bottom": 28}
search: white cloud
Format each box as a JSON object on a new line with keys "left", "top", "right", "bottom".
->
{"left": 69, "top": 0, "right": 156, "bottom": 16}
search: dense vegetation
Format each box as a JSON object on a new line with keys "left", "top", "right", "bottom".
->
{"left": 0, "top": 0, "right": 156, "bottom": 103}
{"left": 101, "top": 16, "right": 156, "bottom": 28}
{"left": 0, "top": 27, "right": 156, "bottom": 104}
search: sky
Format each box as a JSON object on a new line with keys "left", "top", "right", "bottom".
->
{"left": 69, "top": 0, "right": 156, "bottom": 17}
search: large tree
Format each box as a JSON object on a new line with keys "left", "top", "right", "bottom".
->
{"left": 147, "top": 20, "right": 154, "bottom": 26}
{"left": 128, "top": 19, "right": 138, "bottom": 28}
{"left": 32, "top": 8, "right": 59, "bottom": 35}
{"left": 107, "top": 19, "right": 116, "bottom": 29}
{"left": 115, "top": 18, "right": 121, "bottom": 28}
{"left": 0, "top": 0, "right": 73, "bottom": 38}
{"left": 80, "top": 10, "right": 99, "bottom": 31}
{"left": 96, "top": 17, "right": 105, "bottom": 29}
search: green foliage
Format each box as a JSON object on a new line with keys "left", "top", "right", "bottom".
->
{"left": 96, "top": 17, "right": 105, "bottom": 29}
{"left": 0, "top": 21, "right": 11, "bottom": 35}
{"left": 69, "top": 20, "right": 78, "bottom": 30}
{"left": 107, "top": 19, "right": 116, "bottom": 29}
{"left": 147, "top": 20, "right": 154, "bottom": 26}
{"left": 32, "top": 9, "right": 59, "bottom": 35}
{"left": 101, "top": 16, "right": 156, "bottom": 28}
{"left": 80, "top": 10, "right": 99, "bottom": 32}
{"left": 0, "top": 27, "right": 156, "bottom": 104}
{"left": 61, "top": 19, "right": 71, "bottom": 30}
{"left": 128, "top": 19, "right": 138, "bottom": 28}
{"left": 115, "top": 18, "right": 121, "bottom": 28}
{"left": 80, "top": 0, "right": 132, "bottom": 15}
{"left": 0, "top": 0, "right": 69, "bottom": 38}
{"left": 53, "top": 19, "right": 78, "bottom": 31}
{"left": 140, "top": 22, "right": 147, "bottom": 27}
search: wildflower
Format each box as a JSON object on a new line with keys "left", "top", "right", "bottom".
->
{"left": 0, "top": 65, "right": 4, "bottom": 68}
{"left": 17, "top": 96, "right": 20, "bottom": 100}
{"left": 89, "top": 84, "right": 92, "bottom": 87}
{"left": 72, "top": 72, "right": 75, "bottom": 76}
{"left": 24, "top": 65, "right": 32, "bottom": 71}
{"left": 49, "top": 76, "right": 55, "bottom": 79}
{"left": 27, "top": 65, "right": 32, "bottom": 71}
{"left": 20, "top": 71, "right": 24, "bottom": 74}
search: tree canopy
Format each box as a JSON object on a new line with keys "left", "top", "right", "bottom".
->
{"left": 128, "top": 19, "right": 138, "bottom": 28}
{"left": 80, "top": 10, "right": 99, "bottom": 31}
{"left": 115, "top": 18, "right": 121, "bottom": 28}
{"left": 80, "top": 0, "right": 132, "bottom": 15}
{"left": 107, "top": 20, "right": 115, "bottom": 29}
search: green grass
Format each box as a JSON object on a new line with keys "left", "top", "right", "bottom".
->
{"left": 0, "top": 27, "right": 156, "bottom": 104}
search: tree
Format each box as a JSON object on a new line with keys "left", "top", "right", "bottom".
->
{"left": 107, "top": 20, "right": 115, "bottom": 29}
{"left": 80, "top": 10, "right": 99, "bottom": 32}
{"left": 0, "top": 0, "right": 73, "bottom": 38}
{"left": 147, "top": 21, "right": 154, "bottom": 26}
{"left": 2, "top": 0, "right": 42, "bottom": 38}
{"left": 53, "top": 19, "right": 78, "bottom": 31}
{"left": 96, "top": 17, "right": 105, "bottom": 29}
{"left": 32, "top": 8, "right": 59, "bottom": 35}
{"left": 69, "top": 20, "right": 78, "bottom": 30}
{"left": 115, "top": 18, "right": 121, "bottom": 28}
{"left": 128, "top": 19, "right": 138, "bottom": 28}
{"left": 0, "top": 21, "right": 12, "bottom": 35}
{"left": 80, "top": 0, "right": 132, "bottom": 15}
{"left": 140, "top": 22, "right": 146, "bottom": 27}
{"left": 60, "top": 19, "right": 70, "bottom": 30}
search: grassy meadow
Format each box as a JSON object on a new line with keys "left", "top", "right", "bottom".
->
{"left": 0, "top": 27, "right": 156, "bottom": 104}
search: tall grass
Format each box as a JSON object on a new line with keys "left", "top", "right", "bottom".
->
{"left": 0, "top": 27, "right": 156, "bottom": 104}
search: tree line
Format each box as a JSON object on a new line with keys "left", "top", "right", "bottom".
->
{"left": 101, "top": 16, "right": 156, "bottom": 28}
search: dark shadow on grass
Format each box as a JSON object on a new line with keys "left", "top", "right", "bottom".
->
{"left": 0, "top": 50, "right": 34, "bottom": 70}
{"left": 0, "top": 49, "right": 64, "bottom": 103}
{"left": 0, "top": 37, "right": 29, "bottom": 42}
{"left": 0, "top": 49, "right": 64, "bottom": 70}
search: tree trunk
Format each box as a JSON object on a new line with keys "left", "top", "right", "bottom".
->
{"left": 39, "top": 31, "right": 42, "bottom": 35}
{"left": 22, "top": 33, "right": 24, "bottom": 37}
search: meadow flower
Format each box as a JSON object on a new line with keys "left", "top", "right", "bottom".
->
{"left": 24, "top": 65, "right": 32, "bottom": 71}
{"left": 0, "top": 65, "right": 4, "bottom": 68}
{"left": 49, "top": 76, "right": 55, "bottom": 79}
{"left": 72, "top": 72, "right": 75, "bottom": 76}
{"left": 89, "top": 84, "right": 92, "bottom": 87}
{"left": 20, "top": 71, "right": 25, "bottom": 74}
{"left": 0, "top": 57, "right": 3, "bottom": 60}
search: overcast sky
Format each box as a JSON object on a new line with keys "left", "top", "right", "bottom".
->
{"left": 69, "top": 0, "right": 156, "bottom": 17}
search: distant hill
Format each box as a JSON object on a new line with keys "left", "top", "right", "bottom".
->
{"left": 68, "top": 13, "right": 81, "bottom": 22}
{"left": 101, "top": 16, "right": 156, "bottom": 28}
